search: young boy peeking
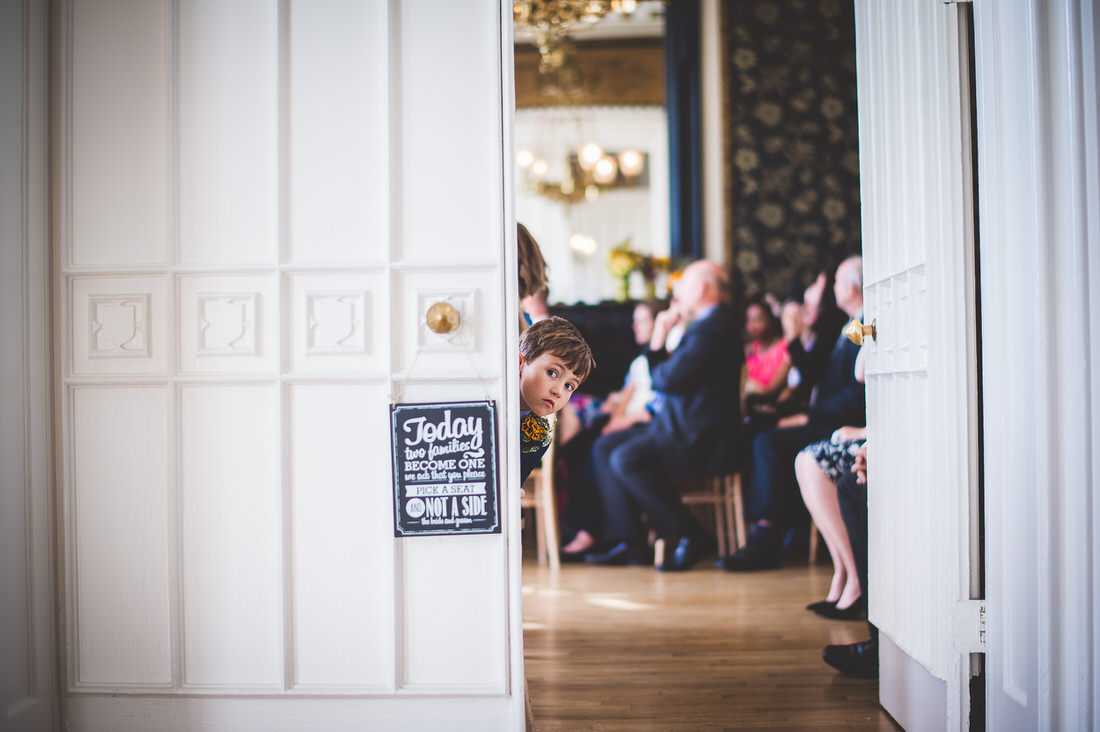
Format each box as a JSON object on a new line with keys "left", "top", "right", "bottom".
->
{"left": 518, "top": 316, "right": 595, "bottom": 483}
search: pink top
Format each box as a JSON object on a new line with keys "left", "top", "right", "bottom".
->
{"left": 746, "top": 339, "right": 789, "bottom": 388}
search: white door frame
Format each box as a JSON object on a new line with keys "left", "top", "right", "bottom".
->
{"left": 1, "top": 0, "right": 58, "bottom": 729}
{"left": 974, "top": 0, "right": 1100, "bottom": 728}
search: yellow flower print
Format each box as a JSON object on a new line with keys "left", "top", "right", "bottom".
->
{"left": 735, "top": 149, "right": 760, "bottom": 171}
{"left": 756, "top": 202, "right": 785, "bottom": 229}
{"left": 733, "top": 48, "right": 758, "bottom": 70}
{"left": 822, "top": 198, "right": 847, "bottom": 221}
{"left": 755, "top": 3, "right": 779, "bottom": 24}
{"left": 821, "top": 97, "right": 844, "bottom": 120}
{"left": 736, "top": 249, "right": 761, "bottom": 274}
{"left": 755, "top": 102, "right": 783, "bottom": 127}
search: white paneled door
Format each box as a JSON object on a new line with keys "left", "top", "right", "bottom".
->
{"left": 57, "top": 1, "right": 524, "bottom": 730}
{"left": 854, "top": 1, "right": 981, "bottom": 729}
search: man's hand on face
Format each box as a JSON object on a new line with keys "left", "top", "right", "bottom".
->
{"left": 650, "top": 306, "right": 682, "bottom": 351}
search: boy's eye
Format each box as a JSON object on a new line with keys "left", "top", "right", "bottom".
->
{"left": 547, "top": 368, "right": 558, "bottom": 378}
{"left": 564, "top": 383, "right": 575, "bottom": 392}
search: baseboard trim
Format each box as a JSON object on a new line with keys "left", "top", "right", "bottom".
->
{"left": 879, "top": 633, "right": 948, "bottom": 731}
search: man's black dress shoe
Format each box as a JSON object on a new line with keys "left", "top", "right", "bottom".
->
{"left": 806, "top": 599, "right": 837, "bottom": 613}
{"left": 719, "top": 539, "right": 782, "bottom": 571}
{"left": 822, "top": 639, "right": 879, "bottom": 678}
{"left": 719, "top": 523, "right": 783, "bottom": 571}
{"left": 816, "top": 596, "right": 865, "bottom": 620}
{"left": 657, "top": 535, "right": 716, "bottom": 572}
{"left": 584, "top": 542, "right": 650, "bottom": 566}
{"left": 558, "top": 549, "right": 587, "bottom": 564}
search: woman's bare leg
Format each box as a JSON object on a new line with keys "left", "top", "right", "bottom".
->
{"left": 796, "top": 451, "right": 860, "bottom": 606}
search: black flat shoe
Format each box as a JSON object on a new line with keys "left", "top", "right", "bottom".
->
{"left": 816, "top": 596, "right": 865, "bottom": 620}
{"left": 584, "top": 542, "right": 650, "bottom": 566}
{"left": 822, "top": 639, "right": 878, "bottom": 678}
{"left": 806, "top": 599, "right": 837, "bottom": 613}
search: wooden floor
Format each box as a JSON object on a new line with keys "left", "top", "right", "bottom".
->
{"left": 522, "top": 561, "right": 901, "bottom": 731}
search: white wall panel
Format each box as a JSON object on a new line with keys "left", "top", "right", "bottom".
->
{"left": 289, "top": 0, "right": 389, "bottom": 264}
{"left": 400, "top": 535, "right": 506, "bottom": 691}
{"left": 180, "top": 385, "right": 281, "bottom": 688}
{"left": 177, "top": 274, "right": 278, "bottom": 374}
{"left": 179, "top": 0, "right": 278, "bottom": 264}
{"left": 289, "top": 384, "right": 394, "bottom": 689}
{"left": 71, "top": 387, "right": 172, "bottom": 686}
{"left": 70, "top": 276, "right": 169, "bottom": 376}
{"left": 287, "top": 272, "right": 388, "bottom": 375}
{"left": 71, "top": 0, "right": 170, "bottom": 267}
{"left": 398, "top": 1, "right": 501, "bottom": 262}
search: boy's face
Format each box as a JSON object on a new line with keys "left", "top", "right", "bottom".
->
{"left": 519, "top": 352, "right": 580, "bottom": 417}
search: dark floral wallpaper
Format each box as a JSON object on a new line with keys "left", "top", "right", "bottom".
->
{"left": 723, "top": 0, "right": 862, "bottom": 298}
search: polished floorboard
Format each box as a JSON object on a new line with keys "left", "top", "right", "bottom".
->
{"left": 522, "top": 562, "right": 902, "bottom": 731}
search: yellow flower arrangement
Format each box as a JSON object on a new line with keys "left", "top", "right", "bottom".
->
{"left": 607, "top": 240, "right": 670, "bottom": 300}
{"left": 608, "top": 247, "right": 637, "bottom": 278}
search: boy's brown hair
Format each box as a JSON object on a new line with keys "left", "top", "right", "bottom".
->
{"left": 519, "top": 316, "right": 595, "bottom": 384}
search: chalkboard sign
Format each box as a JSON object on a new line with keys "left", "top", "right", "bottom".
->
{"left": 391, "top": 401, "right": 500, "bottom": 536}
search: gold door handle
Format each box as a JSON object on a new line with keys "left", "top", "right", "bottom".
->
{"left": 426, "top": 301, "right": 461, "bottom": 334}
{"left": 843, "top": 318, "right": 876, "bottom": 345}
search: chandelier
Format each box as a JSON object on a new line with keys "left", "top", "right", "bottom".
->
{"left": 517, "top": 142, "right": 648, "bottom": 204}
{"left": 514, "top": 0, "right": 639, "bottom": 73}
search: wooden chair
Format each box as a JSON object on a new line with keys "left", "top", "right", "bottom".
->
{"left": 520, "top": 436, "right": 560, "bottom": 570}
{"left": 654, "top": 472, "right": 747, "bottom": 567}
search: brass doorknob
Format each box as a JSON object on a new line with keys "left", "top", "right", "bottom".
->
{"left": 426, "top": 301, "right": 460, "bottom": 334}
{"left": 843, "top": 318, "right": 876, "bottom": 345}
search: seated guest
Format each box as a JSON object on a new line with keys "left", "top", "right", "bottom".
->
{"left": 722, "top": 256, "right": 865, "bottom": 571}
{"left": 584, "top": 260, "right": 743, "bottom": 571}
{"left": 742, "top": 294, "right": 792, "bottom": 420}
{"left": 780, "top": 296, "right": 804, "bottom": 345}
{"left": 822, "top": 443, "right": 878, "bottom": 678}
{"left": 517, "top": 222, "right": 548, "bottom": 330}
{"left": 600, "top": 300, "right": 670, "bottom": 434}
{"left": 521, "top": 285, "right": 551, "bottom": 324}
{"left": 782, "top": 270, "right": 846, "bottom": 413}
{"left": 799, "top": 427, "right": 868, "bottom": 618}
{"left": 800, "top": 347, "right": 868, "bottom": 619}
{"left": 558, "top": 300, "right": 669, "bottom": 559}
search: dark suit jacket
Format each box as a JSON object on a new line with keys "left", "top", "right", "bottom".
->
{"left": 805, "top": 334, "right": 865, "bottom": 428}
{"left": 645, "top": 304, "right": 743, "bottom": 476}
